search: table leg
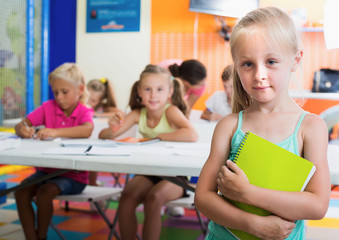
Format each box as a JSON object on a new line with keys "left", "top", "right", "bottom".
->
{"left": 0, "top": 169, "right": 69, "bottom": 197}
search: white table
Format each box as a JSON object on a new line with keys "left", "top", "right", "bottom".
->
{"left": 0, "top": 137, "right": 212, "bottom": 195}
{"left": 4, "top": 121, "right": 338, "bottom": 192}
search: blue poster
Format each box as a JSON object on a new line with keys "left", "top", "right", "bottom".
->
{"left": 86, "top": 0, "right": 140, "bottom": 33}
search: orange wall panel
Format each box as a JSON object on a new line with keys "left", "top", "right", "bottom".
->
{"left": 151, "top": 0, "right": 339, "bottom": 112}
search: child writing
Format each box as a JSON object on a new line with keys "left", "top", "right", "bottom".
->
{"left": 201, "top": 64, "right": 233, "bottom": 121}
{"left": 99, "top": 64, "right": 198, "bottom": 240}
{"left": 14, "top": 63, "right": 94, "bottom": 240}
{"left": 195, "top": 7, "right": 330, "bottom": 240}
{"left": 158, "top": 59, "right": 207, "bottom": 111}
{"left": 87, "top": 77, "right": 120, "bottom": 117}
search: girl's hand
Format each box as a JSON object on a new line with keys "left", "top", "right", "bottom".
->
{"left": 35, "top": 128, "right": 57, "bottom": 140}
{"left": 217, "top": 160, "right": 250, "bottom": 202}
{"left": 253, "top": 215, "right": 295, "bottom": 240}
{"left": 108, "top": 112, "right": 124, "bottom": 132}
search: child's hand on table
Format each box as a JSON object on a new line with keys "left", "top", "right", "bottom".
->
{"left": 35, "top": 128, "right": 57, "bottom": 140}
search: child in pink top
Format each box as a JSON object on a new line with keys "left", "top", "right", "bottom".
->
{"left": 14, "top": 62, "right": 94, "bottom": 240}
{"left": 158, "top": 59, "right": 207, "bottom": 111}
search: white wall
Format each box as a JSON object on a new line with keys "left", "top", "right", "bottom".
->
{"left": 76, "top": 0, "right": 151, "bottom": 111}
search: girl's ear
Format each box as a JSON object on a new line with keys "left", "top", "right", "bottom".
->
{"left": 169, "top": 86, "right": 174, "bottom": 98}
{"left": 78, "top": 84, "right": 85, "bottom": 95}
{"left": 291, "top": 50, "right": 303, "bottom": 72}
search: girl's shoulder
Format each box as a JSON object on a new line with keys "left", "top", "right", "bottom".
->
{"left": 129, "top": 108, "right": 142, "bottom": 121}
{"left": 303, "top": 112, "right": 327, "bottom": 127}
{"left": 215, "top": 113, "right": 239, "bottom": 133}
{"left": 165, "top": 104, "right": 183, "bottom": 117}
{"left": 302, "top": 112, "right": 328, "bottom": 133}
{"left": 218, "top": 112, "right": 239, "bottom": 124}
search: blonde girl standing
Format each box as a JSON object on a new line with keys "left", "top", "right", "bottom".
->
{"left": 195, "top": 7, "right": 330, "bottom": 240}
{"left": 15, "top": 63, "right": 94, "bottom": 240}
{"left": 99, "top": 64, "right": 198, "bottom": 240}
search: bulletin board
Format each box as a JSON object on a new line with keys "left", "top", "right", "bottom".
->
{"left": 86, "top": 0, "right": 140, "bottom": 33}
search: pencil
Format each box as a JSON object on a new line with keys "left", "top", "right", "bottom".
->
{"left": 22, "top": 118, "right": 30, "bottom": 130}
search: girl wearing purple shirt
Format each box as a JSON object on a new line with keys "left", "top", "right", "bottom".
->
{"left": 14, "top": 63, "right": 94, "bottom": 240}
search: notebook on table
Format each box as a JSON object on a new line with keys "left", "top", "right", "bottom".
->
{"left": 224, "top": 131, "right": 316, "bottom": 240}
{"left": 42, "top": 146, "right": 130, "bottom": 156}
{"left": 114, "top": 137, "right": 160, "bottom": 145}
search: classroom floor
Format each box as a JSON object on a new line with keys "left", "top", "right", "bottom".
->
{"left": 0, "top": 167, "right": 339, "bottom": 240}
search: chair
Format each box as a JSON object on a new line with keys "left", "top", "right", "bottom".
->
{"left": 50, "top": 185, "right": 123, "bottom": 240}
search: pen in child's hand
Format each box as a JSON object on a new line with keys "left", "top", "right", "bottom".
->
{"left": 22, "top": 118, "right": 30, "bottom": 129}
{"left": 22, "top": 118, "right": 35, "bottom": 138}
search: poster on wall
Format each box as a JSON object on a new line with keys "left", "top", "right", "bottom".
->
{"left": 86, "top": 0, "right": 140, "bottom": 33}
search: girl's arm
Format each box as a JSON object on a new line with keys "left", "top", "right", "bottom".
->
{"left": 186, "top": 94, "right": 200, "bottom": 110}
{"left": 195, "top": 115, "right": 295, "bottom": 239}
{"left": 99, "top": 110, "right": 139, "bottom": 139}
{"left": 201, "top": 108, "right": 223, "bottom": 121}
{"left": 35, "top": 121, "right": 94, "bottom": 139}
{"left": 158, "top": 105, "right": 198, "bottom": 142}
{"left": 218, "top": 114, "right": 330, "bottom": 222}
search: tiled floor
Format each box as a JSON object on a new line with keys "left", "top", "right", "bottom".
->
{"left": 0, "top": 168, "right": 206, "bottom": 240}
{"left": 1, "top": 167, "right": 339, "bottom": 240}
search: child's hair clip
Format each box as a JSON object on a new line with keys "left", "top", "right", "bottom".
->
{"left": 100, "top": 77, "right": 107, "bottom": 84}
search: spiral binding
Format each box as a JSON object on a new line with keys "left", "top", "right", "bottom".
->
{"left": 233, "top": 131, "right": 250, "bottom": 163}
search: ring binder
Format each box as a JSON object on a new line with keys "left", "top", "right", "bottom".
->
{"left": 232, "top": 131, "right": 249, "bottom": 163}
{"left": 224, "top": 131, "right": 316, "bottom": 240}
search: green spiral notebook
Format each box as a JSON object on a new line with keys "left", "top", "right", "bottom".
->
{"left": 225, "top": 131, "right": 316, "bottom": 240}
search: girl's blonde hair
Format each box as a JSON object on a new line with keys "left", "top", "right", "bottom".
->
{"left": 48, "top": 63, "right": 87, "bottom": 104}
{"left": 129, "top": 64, "right": 188, "bottom": 117}
{"left": 230, "top": 7, "right": 302, "bottom": 113}
{"left": 87, "top": 78, "right": 117, "bottom": 111}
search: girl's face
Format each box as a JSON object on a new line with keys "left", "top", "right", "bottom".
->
{"left": 137, "top": 73, "right": 172, "bottom": 111}
{"left": 87, "top": 89, "right": 102, "bottom": 109}
{"left": 50, "top": 78, "right": 84, "bottom": 115}
{"left": 223, "top": 80, "right": 233, "bottom": 103}
{"left": 182, "top": 78, "right": 206, "bottom": 90}
{"left": 234, "top": 33, "right": 301, "bottom": 103}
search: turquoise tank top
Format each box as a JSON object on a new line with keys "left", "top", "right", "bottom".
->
{"left": 206, "top": 110, "right": 307, "bottom": 240}
{"left": 138, "top": 103, "right": 174, "bottom": 138}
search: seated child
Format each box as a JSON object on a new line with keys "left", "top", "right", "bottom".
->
{"left": 99, "top": 64, "right": 198, "bottom": 240}
{"left": 87, "top": 77, "right": 121, "bottom": 117}
{"left": 14, "top": 63, "right": 94, "bottom": 240}
{"left": 87, "top": 77, "right": 124, "bottom": 185}
{"left": 201, "top": 65, "right": 233, "bottom": 121}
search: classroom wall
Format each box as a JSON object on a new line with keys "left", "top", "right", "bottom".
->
{"left": 150, "top": 0, "right": 339, "bottom": 113}
{"left": 75, "top": 0, "right": 151, "bottom": 111}
{"left": 74, "top": 0, "right": 339, "bottom": 114}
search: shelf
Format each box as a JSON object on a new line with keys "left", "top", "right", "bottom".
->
{"left": 289, "top": 90, "right": 339, "bottom": 100}
{"left": 300, "top": 27, "right": 323, "bottom": 32}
